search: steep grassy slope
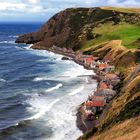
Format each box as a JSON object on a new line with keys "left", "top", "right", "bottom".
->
{"left": 82, "top": 23, "right": 140, "bottom": 50}
{"left": 90, "top": 116, "right": 140, "bottom": 140}
{"left": 78, "top": 40, "right": 140, "bottom": 139}
{"left": 16, "top": 7, "right": 140, "bottom": 51}
{"left": 82, "top": 40, "right": 140, "bottom": 73}
{"left": 78, "top": 39, "right": 140, "bottom": 140}
{"left": 101, "top": 7, "right": 140, "bottom": 13}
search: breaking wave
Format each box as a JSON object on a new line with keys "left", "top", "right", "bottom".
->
{"left": 45, "top": 83, "right": 63, "bottom": 92}
{"left": 8, "top": 35, "right": 18, "bottom": 38}
{"left": 26, "top": 98, "right": 60, "bottom": 120}
{"left": 0, "top": 78, "right": 6, "bottom": 82}
{"left": 69, "top": 86, "right": 84, "bottom": 96}
{"left": 33, "top": 76, "right": 48, "bottom": 82}
{"left": 24, "top": 44, "right": 33, "bottom": 50}
{"left": 0, "top": 40, "right": 15, "bottom": 44}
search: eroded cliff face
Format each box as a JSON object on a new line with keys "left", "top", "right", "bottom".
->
{"left": 16, "top": 7, "right": 140, "bottom": 51}
{"left": 83, "top": 40, "right": 140, "bottom": 74}
{"left": 78, "top": 42, "right": 140, "bottom": 140}
{"left": 80, "top": 65, "right": 140, "bottom": 140}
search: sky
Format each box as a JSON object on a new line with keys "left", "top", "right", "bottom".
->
{"left": 0, "top": 0, "right": 140, "bottom": 22}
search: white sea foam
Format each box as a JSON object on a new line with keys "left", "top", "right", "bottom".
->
{"left": 49, "top": 52, "right": 55, "bottom": 56}
{"left": 45, "top": 83, "right": 97, "bottom": 140}
{"left": 36, "top": 59, "right": 48, "bottom": 62}
{"left": 9, "top": 35, "right": 18, "bottom": 38}
{"left": 27, "top": 98, "right": 60, "bottom": 120}
{"left": 69, "top": 86, "right": 84, "bottom": 96}
{"left": 24, "top": 44, "right": 33, "bottom": 50}
{"left": 33, "top": 76, "right": 68, "bottom": 82}
{"left": 27, "top": 49, "right": 63, "bottom": 62}
{"left": 45, "top": 83, "right": 63, "bottom": 92}
{"left": 63, "top": 64, "right": 94, "bottom": 78}
{"left": 0, "top": 40, "right": 15, "bottom": 44}
{"left": 0, "top": 78, "right": 6, "bottom": 82}
{"left": 33, "top": 76, "right": 48, "bottom": 82}
{"left": 55, "top": 57, "right": 62, "bottom": 62}
{"left": 15, "top": 49, "right": 97, "bottom": 140}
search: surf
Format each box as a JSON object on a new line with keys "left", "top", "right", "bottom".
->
{"left": 26, "top": 98, "right": 60, "bottom": 120}
{"left": 45, "top": 83, "right": 63, "bottom": 92}
{"left": 69, "top": 86, "right": 84, "bottom": 96}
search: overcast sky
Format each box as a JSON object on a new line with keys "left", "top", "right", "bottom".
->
{"left": 0, "top": 0, "right": 140, "bottom": 22}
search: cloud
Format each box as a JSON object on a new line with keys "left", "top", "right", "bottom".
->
{"left": 106, "top": 0, "right": 140, "bottom": 7}
{"left": 0, "top": 0, "right": 139, "bottom": 22}
{"left": 0, "top": 2, "right": 26, "bottom": 11}
{"left": 27, "top": 0, "right": 40, "bottom": 4}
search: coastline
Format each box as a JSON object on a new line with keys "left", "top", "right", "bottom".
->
{"left": 32, "top": 46, "right": 102, "bottom": 132}
{"left": 14, "top": 7, "right": 140, "bottom": 139}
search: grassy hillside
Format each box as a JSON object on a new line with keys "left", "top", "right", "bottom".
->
{"left": 16, "top": 7, "right": 140, "bottom": 51}
{"left": 89, "top": 116, "right": 140, "bottom": 140}
{"left": 101, "top": 7, "right": 140, "bottom": 13}
{"left": 82, "top": 23, "right": 140, "bottom": 50}
{"left": 77, "top": 8, "right": 140, "bottom": 140}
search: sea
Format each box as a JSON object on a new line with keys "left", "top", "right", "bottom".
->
{"left": 0, "top": 22, "right": 97, "bottom": 140}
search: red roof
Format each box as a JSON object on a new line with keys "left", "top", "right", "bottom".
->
{"left": 85, "top": 100, "right": 105, "bottom": 107}
{"left": 99, "top": 82, "right": 108, "bottom": 89}
{"left": 105, "top": 73, "right": 118, "bottom": 79}
{"left": 85, "top": 57, "right": 99, "bottom": 63}
{"left": 98, "top": 63, "right": 108, "bottom": 70}
{"left": 92, "top": 101, "right": 105, "bottom": 107}
{"left": 85, "top": 57, "right": 93, "bottom": 63}
{"left": 92, "top": 57, "right": 99, "bottom": 60}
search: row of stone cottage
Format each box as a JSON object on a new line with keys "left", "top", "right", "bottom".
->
{"left": 75, "top": 54, "right": 120, "bottom": 120}
{"left": 75, "top": 54, "right": 116, "bottom": 73}
{"left": 51, "top": 46, "right": 120, "bottom": 120}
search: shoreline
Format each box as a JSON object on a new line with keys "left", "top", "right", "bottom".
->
{"left": 32, "top": 46, "right": 102, "bottom": 132}
{"left": 31, "top": 46, "right": 120, "bottom": 137}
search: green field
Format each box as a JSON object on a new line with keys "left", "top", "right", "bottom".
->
{"left": 101, "top": 7, "right": 140, "bottom": 13}
{"left": 82, "top": 23, "right": 140, "bottom": 50}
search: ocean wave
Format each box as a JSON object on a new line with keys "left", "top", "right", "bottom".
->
{"left": 33, "top": 76, "right": 70, "bottom": 82}
{"left": 63, "top": 66, "right": 94, "bottom": 78}
{"left": 33, "top": 76, "right": 48, "bottom": 82}
{"left": 0, "top": 40, "right": 15, "bottom": 44}
{"left": 8, "top": 35, "right": 18, "bottom": 38}
{"left": 24, "top": 44, "right": 33, "bottom": 50}
{"left": 45, "top": 83, "right": 63, "bottom": 92}
{"left": 0, "top": 122, "right": 22, "bottom": 133}
{"left": 26, "top": 98, "right": 60, "bottom": 120}
{"left": 49, "top": 52, "right": 55, "bottom": 56}
{"left": 68, "top": 86, "right": 84, "bottom": 96}
{"left": 36, "top": 59, "right": 49, "bottom": 62}
{"left": 26, "top": 49, "right": 63, "bottom": 61}
{"left": 0, "top": 78, "right": 6, "bottom": 82}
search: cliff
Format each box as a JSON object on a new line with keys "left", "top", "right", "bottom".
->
{"left": 16, "top": 7, "right": 140, "bottom": 140}
{"left": 79, "top": 64, "right": 140, "bottom": 140}
{"left": 16, "top": 7, "right": 140, "bottom": 51}
{"left": 78, "top": 38, "right": 140, "bottom": 139}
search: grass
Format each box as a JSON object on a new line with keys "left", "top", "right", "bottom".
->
{"left": 82, "top": 23, "right": 140, "bottom": 50}
{"left": 101, "top": 7, "right": 140, "bottom": 13}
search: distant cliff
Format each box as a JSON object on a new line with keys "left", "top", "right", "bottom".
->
{"left": 16, "top": 7, "right": 140, "bottom": 51}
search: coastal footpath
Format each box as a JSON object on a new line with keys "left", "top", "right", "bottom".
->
{"left": 16, "top": 7, "right": 140, "bottom": 140}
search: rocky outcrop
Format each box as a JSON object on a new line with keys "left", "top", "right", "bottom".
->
{"left": 16, "top": 7, "right": 140, "bottom": 51}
